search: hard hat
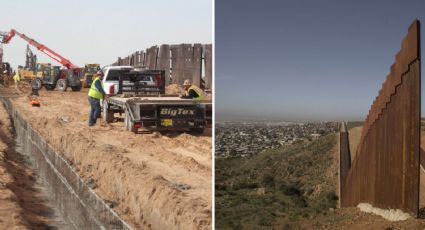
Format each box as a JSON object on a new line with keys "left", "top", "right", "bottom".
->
{"left": 183, "top": 79, "right": 192, "bottom": 86}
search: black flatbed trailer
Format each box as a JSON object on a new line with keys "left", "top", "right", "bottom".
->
{"left": 102, "top": 70, "right": 212, "bottom": 133}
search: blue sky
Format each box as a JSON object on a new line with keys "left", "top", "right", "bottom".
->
{"left": 1, "top": 0, "right": 212, "bottom": 68}
{"left": 216, "top": 0, "right": 425, "bottom": 121}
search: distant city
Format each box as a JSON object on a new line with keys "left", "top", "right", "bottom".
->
{"left": 215, "top": 121, "right": 339, "bottom": 158}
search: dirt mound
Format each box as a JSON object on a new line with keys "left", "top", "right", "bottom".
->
{"left": 165, "top": 84, "right": 213, "bottom": 100}
{"left": 166, "top": 84, "right": 184, "bottom": 95}
{"left": 10, "top": 88, "right": 212, "bottom": 229}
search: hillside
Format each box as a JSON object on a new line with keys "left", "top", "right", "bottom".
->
{"left": 215, "top": 122, "right": 425, "bottom": 229}
{"left": 215, "top": 134, "right": 339, "bottom": 229}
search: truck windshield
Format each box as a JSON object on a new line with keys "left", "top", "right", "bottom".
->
{"left": 85, "top": 67, "right": 98, "bottom": 73}
{"left": 106, "top": 69, "right": 131, "bottom": 81}
{"left": 129, "top": 74, "right": 153, "bottom": 81}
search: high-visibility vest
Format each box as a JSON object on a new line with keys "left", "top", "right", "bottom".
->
{"left": 88, "top": 77, "right": 104, "bottom": 100}
{"left": 13, "top": 73, "right": 21, "bottom": 82}
{"left": 185, "top": 85, "right": 204, "bottom": 100}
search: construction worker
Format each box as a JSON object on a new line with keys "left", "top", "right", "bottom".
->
{"left": 12, "top": 70, "right": 21, "bottom": 91}
{"left": 87, "top": 71, "right": 106, "bottom": 126}
{"left": 180, "top": 79, "right": 205, "bottom": 100}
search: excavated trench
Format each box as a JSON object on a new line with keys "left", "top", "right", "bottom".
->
{"left": 7, "top": 136, "right": 72, "bottom": 229}
{"left": 0, "top": 93, "right": 132, "bottom": 229}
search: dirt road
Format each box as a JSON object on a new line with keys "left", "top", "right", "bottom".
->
{"left": 9, "top": 87, "right": 212, "bottom": 229}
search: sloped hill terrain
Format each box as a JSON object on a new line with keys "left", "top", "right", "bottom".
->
{"left": 215, "top": 134, "right": 338, "bottom": 229}
{"left": 216, "top": 121, "right": 425, "bottom": 229}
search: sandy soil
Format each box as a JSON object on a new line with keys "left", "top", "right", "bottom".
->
{"left": 298, "top": 207, "right": 425, "bottom": 229}
{"left": 329, "top": 134, "right": 340, "bottom": 207}
{"left": 0, "top": 100, "right": 28, "bottom": 229}
{"left": 8, "top": 87, "right": 212, "bottom": 229}
{"left": 0, "top": 96, "right": 69, "bottom": 229}
{"left": 166, "top": 84, "right": 212, "bottom": 100}
{"left": 166, "top": 84, "right": 185, "bottom": 95}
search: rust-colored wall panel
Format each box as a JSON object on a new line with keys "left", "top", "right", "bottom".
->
{"left": 341, "top": 20, "right": 421, "bottom": 216}
{"left": 157, "top": 44, "right": 171, "bottom": 85}
{"left": 129, "top": 52, "right": 136, "bottom": 66}
{"left": 204, "top": 44, "right": 213, "bottom": 90}
{"left": 171, "top": 44, "right": 193, "bottom": 85}
{"left": 133, "top": 51, "right": 139, "bottom": 66}
{"left": 192, "top": 44, "right": 203, "bottom": 87}
{"left": 111, "top": 43, "right": 212, "bottom": 87}
{"left": 145, "top": 46, "right": 158, "bottom": 70}
{"left": 139, "top": 50, "right": 145, "bottom": 67}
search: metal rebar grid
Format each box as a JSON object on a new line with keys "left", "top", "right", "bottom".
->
{"left": 2, "top": 98, "right": 133, "bottom": 230}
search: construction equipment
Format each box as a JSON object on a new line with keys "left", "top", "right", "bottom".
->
{"left": 0, "top": 43, "right": 11, "bottom": 86}
{"left": 15, "top": 46, "right": 37, "bottom": 81}
{"left": 35, "top": 63, "right": 51, "bottom": 77}
{"left": 82, "top": 63, "right": 100, "bottom": 87}
{"left": 0, "top": 29, "right": 82, "bottom": 91}
{"left": 18, "top": 68, "right": 36, "bottom": 80}
{"left": 0, "top": 62, "right": 11, "bottom": 86}
{"left": 30, "top": 64, "right": 62, "bottom": 90}
{"left": 19, "top": 46, "right": 75, "bottom": 91}
{"left": 25, "top": 44, "right": 37, "bottom": 70}
{"left": 18, "top": 62, "right": 61, "bottom": 91}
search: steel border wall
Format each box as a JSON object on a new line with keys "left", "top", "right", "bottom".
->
{"left": 339, "top": 122, "right": 351, "bottom": 206}
{"left": 341, "top": 20, "right": 421, "bottom": 216}
{"left": 1, "top": 98, "right": 133, "bottom": 230}
{"left": 110, "top": 43, "right": 213, "bottom": 90}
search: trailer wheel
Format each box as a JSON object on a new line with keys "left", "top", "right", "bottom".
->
{"left": 57, "top": 79, "right": 68, "bottom": 91}
{"left": 30, "top": 78, "right": 42, "bottom": 90}
{"left": 103, "top": 101, "right": 114, "bottom": 123}
{"left": 125, "top": 111, "right": 136, "bottom": 133}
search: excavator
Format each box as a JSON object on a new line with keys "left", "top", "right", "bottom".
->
{"left": 0, "top": 29, "right": 82, "bottom": 91}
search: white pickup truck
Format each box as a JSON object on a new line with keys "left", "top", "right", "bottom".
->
{"left": 101, "top": 66, "right": 156, "bottom": 95}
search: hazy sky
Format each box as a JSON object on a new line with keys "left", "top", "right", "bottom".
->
{"left": 216, "top": 0, "right": 425, "bottom": 121}
{"left": 1, "top": 0, "right": 212, "bottom": 69}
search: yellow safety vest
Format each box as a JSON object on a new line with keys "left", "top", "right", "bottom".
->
{"left": 88, "top": 77, "right": 104, "bottom": 100}
{"left": 185, "top": 85, "right": 204, "bottom": 100}
{"left": 13, "top": 73, "right": 21, "bottom": 82}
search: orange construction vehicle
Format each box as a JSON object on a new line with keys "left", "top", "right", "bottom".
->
{"left": 0, "top": 29, "right": 82, "bottom": 91}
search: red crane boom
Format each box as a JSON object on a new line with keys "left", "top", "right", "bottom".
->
{"left": 1, "top": 29, "right": 79, "bottom": 69}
